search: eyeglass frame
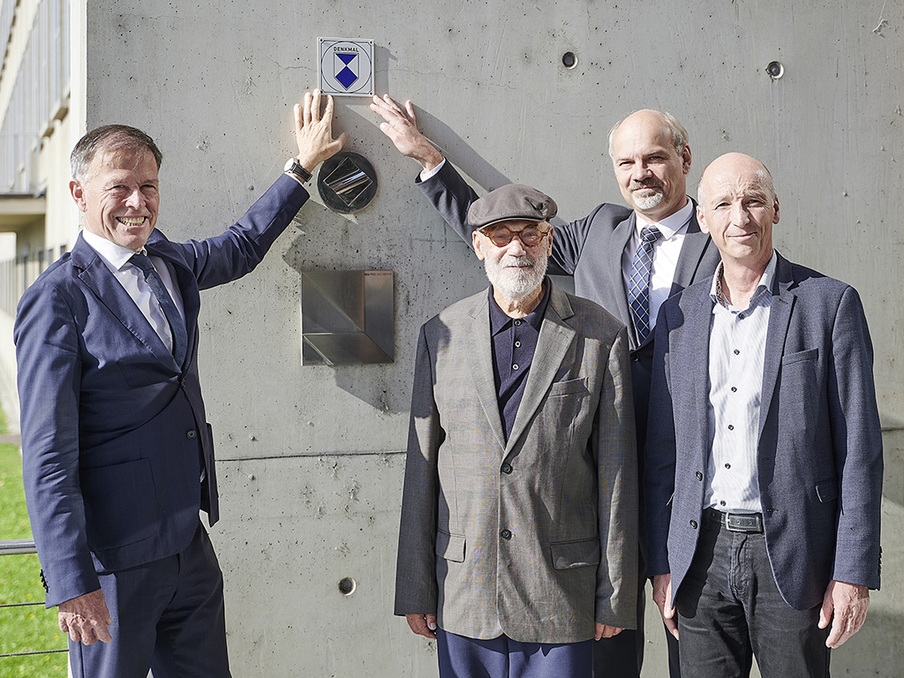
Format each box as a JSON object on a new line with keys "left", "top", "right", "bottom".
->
{"left": 477, "top": 222, "right": 552, "bottom": 248}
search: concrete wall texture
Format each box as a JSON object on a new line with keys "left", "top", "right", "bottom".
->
{"left": 69, "top": 0, "right": 902, "bottom": 675}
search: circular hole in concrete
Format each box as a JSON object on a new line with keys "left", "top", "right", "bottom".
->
{"left": 766, "top": 61, "right": 784, "bottom": 79}
{"left": 562, "top": 52, "right": 577, "bottom": 69}
{"left": 338, "top": 577, "right": 357, "bottom": 596}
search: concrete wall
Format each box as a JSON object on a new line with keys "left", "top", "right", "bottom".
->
{"left": 76, "top": 0, "right": 902, "bottom": 675}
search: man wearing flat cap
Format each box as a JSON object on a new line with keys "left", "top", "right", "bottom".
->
{"left": 395, "top": 183, "right": 639, "bottom": 676}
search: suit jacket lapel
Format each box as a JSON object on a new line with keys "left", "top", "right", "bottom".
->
{"left": 609, "top": 212, "right": 638, "bottom": 345}
{"left": 505, "top": 285, "right": 576, "bottom": 455}
{"left": 466, "top": 293, "right": 507, "bottom": 451}
{"left": 680, "top": 286, "right": 714, "bottom": 460}
{"left": 72, "top": 235, "right": 177, "bottom": 367}
{"left": 671, "top": 218, "right": 710, "bottom": 296}
{"left": 758, "top": 254, "right": 795, "bottom": 438}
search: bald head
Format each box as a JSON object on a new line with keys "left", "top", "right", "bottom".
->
{"left": 695, "top": 152, "right": 779, "bottom": 273}
{"left": 608, "top": 109, "right": 692, "bottom": 221}
{"left": 697, "top": 153, "right": 775, "bottom": 207}
{"left": 607, "top": 109, "right": 689, "bottom": 160}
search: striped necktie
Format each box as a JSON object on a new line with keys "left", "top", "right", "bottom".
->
{"left": 627, "top": 226, "right": 662, "bottom": 344}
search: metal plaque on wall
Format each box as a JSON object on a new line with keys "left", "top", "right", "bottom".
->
{"left": 301, "top": 270, "right": 394, "bottom": 366}
{"left": 318, "top": 38, "right": 375, "bottom": 97}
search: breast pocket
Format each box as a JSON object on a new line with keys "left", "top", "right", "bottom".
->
{"left": 782, "top": 347, "right": 818, "bottom": 365}
{"left": 547, "top": 378, "right": 590, "bottom": 398}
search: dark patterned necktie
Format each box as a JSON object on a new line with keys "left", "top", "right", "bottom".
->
{"left": 627, "top": 226, "right": 662, "bottom": 344}
{"left": 129, "top": 253, "right": 187, "bottom": 366}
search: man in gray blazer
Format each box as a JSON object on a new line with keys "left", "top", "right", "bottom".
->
{"left": 396, "top": 183, "right": 638, "bottom": 676}
{"left": 373, "top": 95, "right": 720, "bottom": 677}
{"left": 645, "top": 153, "right": 883, "bottom": 677}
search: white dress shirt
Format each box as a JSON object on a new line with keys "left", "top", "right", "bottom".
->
{"left": 704, "top": 251, "right": 777, "bottom": 513}
{"left": 82, "top": 229, "right": 185, "bottom": 353}
{"left": 620, "top": 200, "right": 694, "bottom": 333}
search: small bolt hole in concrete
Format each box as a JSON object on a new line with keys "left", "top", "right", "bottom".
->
{"left": 339, "top": 577, "right": 357, "bottom": 596}
{"left": 562, "top": 52, "right": 577, "bottom": 69}
{"left": 766, "top": 61, "right": 784, "bottom": 79}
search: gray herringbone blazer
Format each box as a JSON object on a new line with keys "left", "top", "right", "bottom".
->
{"left": 395, "top": 282, "right": 638, "bottom": 643}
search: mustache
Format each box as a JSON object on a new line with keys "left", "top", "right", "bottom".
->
{"left": 629, "top": 180, "right": 663, "bottom": 191}
{"left": 499, "top": 255, "right": 539, "bottom": 268}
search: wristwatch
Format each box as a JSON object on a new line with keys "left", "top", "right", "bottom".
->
{"left": 284, "top": 157, "right": 313, "bottom": 183}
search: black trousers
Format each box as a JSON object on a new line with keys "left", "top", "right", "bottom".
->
{"left": 675, "top": 512, "right": 830, "bottom": 678}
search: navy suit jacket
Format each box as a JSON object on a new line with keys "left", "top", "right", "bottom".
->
{"left": 644, "top": 253, "right": 883, "bottom": 610}
{"left": 418, "top": 161, "right": 721, "bottom": 451}
{"left": 15, "top": 174, "right": 308, "bottom": 607}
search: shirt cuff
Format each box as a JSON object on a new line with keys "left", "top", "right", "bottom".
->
{"left": 418, "top": 158, "right": 446, "bottom": 183}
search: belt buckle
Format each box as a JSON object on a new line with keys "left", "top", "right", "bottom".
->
{"left": 724, "top": 512, "right": 762, "bottom": 532}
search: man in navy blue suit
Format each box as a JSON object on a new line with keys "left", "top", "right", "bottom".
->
{"left": 15, "top": 90, "right": 345, "bottom": 677}
{"left": 645, "top": 153, "right": 883, "bottom": 677}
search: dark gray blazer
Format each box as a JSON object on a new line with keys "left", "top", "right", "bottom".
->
{"left": 395, "top": 283, "right": 638, "bottom": 643}
{"left": 644, "top": 253, "right": 883, "bottom": 610}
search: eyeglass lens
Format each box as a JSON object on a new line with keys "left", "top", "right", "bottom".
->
{"left": 485, "top": 226, "right": 546, "bottom": 247}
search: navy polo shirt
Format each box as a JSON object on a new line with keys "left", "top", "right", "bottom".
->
{"left": 488, "top": 280, "right": 551, "bottom": 441}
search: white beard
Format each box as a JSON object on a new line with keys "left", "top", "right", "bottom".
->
{"left": 632, "top": 188, "right": 664, "bottom": 210}
{"left": 484, "top": 252, "right": 548, "bottom": 300}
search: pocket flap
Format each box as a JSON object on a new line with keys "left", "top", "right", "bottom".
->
{"left": 548, "top": 378, "right": 590, "bottom": 397}
{"left": 782, "top": 347, "right": 818, "bottom": 365}
{"left": 435, "top": 530, "right": 466, "bottom": 562}
{"left": 550, "top": 538, "right": 601, "bottom": 570}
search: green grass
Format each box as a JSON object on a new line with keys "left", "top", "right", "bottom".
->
{"left": 0, "top": 404, "right": 68, "bottom": 677}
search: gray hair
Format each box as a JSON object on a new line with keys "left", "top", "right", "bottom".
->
{"left": 70, "top": 125, "right": 162, "bottom": 180}
{"left": 607, "top": 110, "right": 689, "bottom": 160}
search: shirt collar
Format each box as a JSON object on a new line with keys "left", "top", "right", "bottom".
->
{"left": 635, "top": 199, "right": 694, "bottom": 240}
{"left": 489, "top": 279, "right": 550, "bottom": 336}
{"left": 82, "top": 229, "right": 146, "bottom": 272}
{"left": 710, "top": 250, "right": 778, "bottom": 310}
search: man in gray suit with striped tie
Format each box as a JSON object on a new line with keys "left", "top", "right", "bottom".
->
{"left": 396, "top": 183, "right": 639, "bottom": 677}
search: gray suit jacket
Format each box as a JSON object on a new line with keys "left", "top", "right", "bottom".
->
{"left": 645, "top": 254, "right": 883, "bottom": 610}
{"left": 395, "top": 282, "right": 638, "bottom": 643}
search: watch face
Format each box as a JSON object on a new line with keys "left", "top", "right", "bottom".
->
{"left": 284, "top": 158, "right": 297, "bottom": 172}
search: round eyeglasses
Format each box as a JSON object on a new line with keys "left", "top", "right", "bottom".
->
{"left": 480, "top": 224, "right": 550, "bottom": 248}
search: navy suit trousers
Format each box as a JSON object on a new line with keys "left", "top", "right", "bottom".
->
{"left": 437, "top": 629, "right": 593, "bottom": 677}
{"left": 68, "top": 523, "right": 230, "bottom": 678}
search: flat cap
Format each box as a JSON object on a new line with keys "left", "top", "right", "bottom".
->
{"left": 467, "top": 184, "right": 557, "bottom": 230}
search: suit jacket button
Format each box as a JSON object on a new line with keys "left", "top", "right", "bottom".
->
{"left": 695, "top": 471, "right": 703, "bottom": 481}
{"left": 500, "top": 529, "right": 512, "bottom": 540}
{"left": 690, "top": 520, "right": 698, "bottom": 529}
{"left": 501, "top": 463, "right": 513, "bottom": 474}
{"left": 187, "top": 430, "right": 197, "bottom": 439}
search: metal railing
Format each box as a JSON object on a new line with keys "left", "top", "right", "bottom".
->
{"left": 0, "top": 539, "right": 68, "bottom": 660}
